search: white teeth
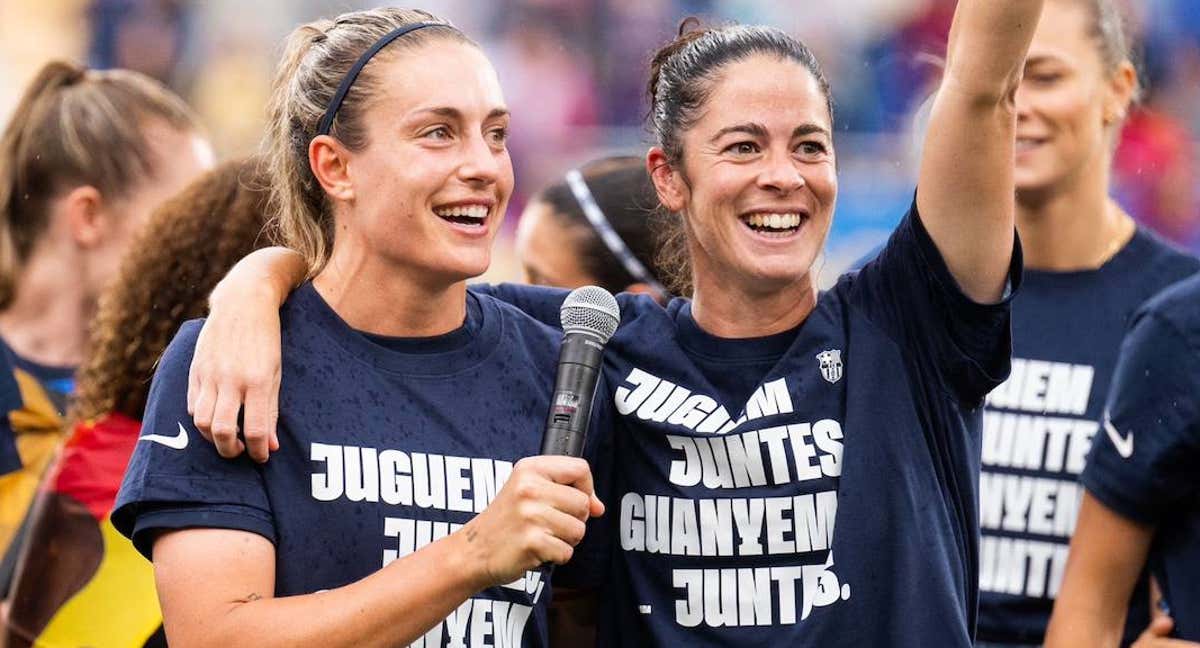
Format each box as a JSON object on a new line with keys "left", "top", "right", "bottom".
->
{"left": 743, "top": 212, "right": 803, "bottom": 232}
{"left": 435, "top": 205, "right": 489, "bottom": 220}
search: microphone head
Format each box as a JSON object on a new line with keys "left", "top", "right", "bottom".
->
{"left": 560, "top": 286, "right": 620, "bottom": 343}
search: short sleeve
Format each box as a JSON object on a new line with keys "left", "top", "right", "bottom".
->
{"left": 848, "top": 198, "right": 1022, "bottom": 406}
{"left": 1082, "top": 311, "right": 1200, "bottom": 525}
{"left": 112, "top": 320, "right": 275, "bottom": 558}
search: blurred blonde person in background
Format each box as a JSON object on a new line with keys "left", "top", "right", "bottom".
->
{"left": 4, "top": 158, "right": 272, "bottom": 648}
{"left": 0, "top": 60, "right": 212, "bottom": 597}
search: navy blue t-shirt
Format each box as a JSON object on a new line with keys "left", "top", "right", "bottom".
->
{"left": 487, "top": 200, "right": 1020, "bottom": 646}
{"left": 974, "top": 228, "right": 1198, "bottom": 644}
{"left": 1083, "top": 273, "right": 1200, "bottom": 641}
{"left": 114, "top": 283, "right": 573, "bottom": 648}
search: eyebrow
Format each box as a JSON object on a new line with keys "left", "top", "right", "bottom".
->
{"left": 1024, "top": 55, "right": 1063, "bottom": 67}
{"left": 710, "top": 121, "right": 830, "bottom": 142}
{"left": 413, "top": 106, "right": 510, "bottom": 121}
{"left": 710, "top": 122, "right": 768, "bottom": 142}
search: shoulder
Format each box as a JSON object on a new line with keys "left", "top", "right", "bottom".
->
{"left": 157, "top": 319, "right": 204, "bottom": 378}
{"left": 478, "top": 291, "right": 559, "bottom": 340}
{"left": 1131, "top": 226, "right": 1200, "bottom": 281}
{"left": 618, "top": 292, "right": 667, "bottom": 322}
{"left": 1135, "top": 274, "right": 1200, "bottom": 348}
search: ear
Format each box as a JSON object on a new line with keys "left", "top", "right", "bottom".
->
{"left": 646, "top": 147, "right": 687, "bottom": 213}
{"left": 309, "top": 135, "right": 355, "bottom": 202}
{"left": 64, "top": 185, "right": 106, "bottom": 248}
{"left": 1103, "top": 60, "right": 1138, "bottom": 125}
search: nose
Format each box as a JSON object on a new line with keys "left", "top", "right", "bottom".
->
{"left": 757, "top": 151, "right": 805, "bottom": 195}
{"left": 1014, "top": 82, "right": 1033, "bottom": 122}
{"left": 457, "top": 131, "right": 503, "bottom": 186}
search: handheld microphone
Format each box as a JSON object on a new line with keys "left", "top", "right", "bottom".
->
{"left": 540, "top": 286, "right": 620, "bottom": 457}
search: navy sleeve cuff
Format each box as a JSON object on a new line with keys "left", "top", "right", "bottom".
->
{"left": 126, "top": 503, "right": 277, "bottom": 559}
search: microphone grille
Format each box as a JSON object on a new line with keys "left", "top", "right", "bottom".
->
{"left": 560, "top": 286, "right": 620, "bottom": 342}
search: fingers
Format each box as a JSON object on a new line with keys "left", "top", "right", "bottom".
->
{"left": 538, "top": 506, "right": 589, "bottom": 549}
{"left": 242, "top": 374, "right": 280, "bottom": 463}
{"left": 1133, "top": 616, "right": 1200, "bottom": 648}
{"left": 522, "top": 455, "right": 595, "bottom": 493}
{"left": 1146, "top": 616, "right": 1175, "bottom": 637}
{"left": 210, "top": 387, "right": 246, "bottom": 459}
{"left": 191, "top": 380, "right": 217, "bottom": 444}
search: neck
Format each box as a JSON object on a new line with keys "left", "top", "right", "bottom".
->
{"left": 0, "top": 248, "right": 90, "bottom": 367}
{"left": 689, "top": 255, "right": 817, "bottom": 339}
{"left": 314, "top": 246, "right": 468, "bottom": 338}
{"left": 1016, "top": 159, "right": 1133, "bottom": 271}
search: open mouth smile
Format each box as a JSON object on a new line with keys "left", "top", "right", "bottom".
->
{"left": 739, "top": 211, "right": 808, "bottom": 239}
{"left": 433, "top": 203, "right": 491, "bottom": 232}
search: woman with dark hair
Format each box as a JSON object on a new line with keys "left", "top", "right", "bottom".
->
{"left": 188, "top": 2, "right": 1042, "bottom": 644}
{"left": 0, "top": 59, "right": 211, "bottom": 590}
{"left": 112, "top": 9, "right": 601, "bottom": 647}
{"left": 516, "top": 156, "right": 670, "bottom": 300}
{"left": 3, "top": 157, "right": 273, "bottom": 647}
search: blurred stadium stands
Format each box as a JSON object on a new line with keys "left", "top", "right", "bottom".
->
{"left": 1, "top": 0, "right": 1196, "bottom": 283}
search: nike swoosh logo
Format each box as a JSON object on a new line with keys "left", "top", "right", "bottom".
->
{"left": 1103, "top": 411, "right": 1134, "bottom": 459}
{"left": 139, "top": 422, "right": 190, "bottom": 450}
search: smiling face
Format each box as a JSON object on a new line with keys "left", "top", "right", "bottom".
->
{"left": 1013, "top": 0, "right": 1135, "bottom": 195}
{"left": 337, "top": 39, "right": 513, "bottom": 282}
{"left": 651, "top": 54, "right": 836, "bottom": 294}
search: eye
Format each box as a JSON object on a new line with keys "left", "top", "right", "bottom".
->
{"left": 1027, "top": 72, "right": 1062, "bottom": 85}
{"left": 796, "top": 141, "right": 828, "bottom": 158}
{"left": 723, "top": 141, "right": 759, "bottom": 156}
{"left": 424, "top": 126, "right": 452, "bottom": 140}
{"left": 487, "top": 126, "right": 509, "bottom": 146}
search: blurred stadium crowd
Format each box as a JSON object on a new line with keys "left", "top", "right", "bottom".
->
{"left": 2, "top": 0, "right": 1198, "bottom": 277}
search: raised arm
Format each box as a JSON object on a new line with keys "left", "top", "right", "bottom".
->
{"left": 188, "top": 247, "right": 305, "bottom": 461}
{"left": 153, "top": 455, "right": 604, "bottom": 648}
{"left": 918, "top": 0, "right": 1044, "bottom": 303}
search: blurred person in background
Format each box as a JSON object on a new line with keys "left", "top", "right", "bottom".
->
{"left": 0, "top": 59, "right": 212, "bottom": 595}
{"left": 963, "top": 0, "right": 1200, "bottom": 645}
{"left": 1047, "top": 273, "right": 1200, "bottom": 647}
{"left": 516, "top": 155, "right": 670, "bottom": 301}
{"left": 3, "top": 157, "right": 272, "bottom": 648}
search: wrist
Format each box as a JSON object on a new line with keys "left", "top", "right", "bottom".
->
{"left": 444, "top": 522, "right": 495, "bottom": 593}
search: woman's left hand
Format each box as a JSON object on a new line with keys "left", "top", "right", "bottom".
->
{"left": 188, "top": 247, "right": 302, "bottom": 462}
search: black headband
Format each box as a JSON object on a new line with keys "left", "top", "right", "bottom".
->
{"left": 317, "top": 22, "right": 443, "bottom": 137}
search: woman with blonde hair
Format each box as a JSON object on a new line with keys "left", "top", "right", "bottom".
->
{"left": 0, "top": 59, "right": 212, "bottom": 591}
{"left": 113, "top": 9, "right": 602, "bottom": 647}
{"left": 4, "top": 157, "right": 273, "bottom": 647}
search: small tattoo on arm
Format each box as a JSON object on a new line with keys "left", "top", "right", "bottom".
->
{"left": 466, "top": 528, "right": 479, "bottom": 543}
{"left": 234, "top": 593, "right": 263, "bottom": 604}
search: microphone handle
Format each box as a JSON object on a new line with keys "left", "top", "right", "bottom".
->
{"left": 540, "top": 332, "right": 605, "bottom": 457}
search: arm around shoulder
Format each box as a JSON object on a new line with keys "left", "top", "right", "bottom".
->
{"left": 190, "top": 246, "right": 306, "bottom": 462}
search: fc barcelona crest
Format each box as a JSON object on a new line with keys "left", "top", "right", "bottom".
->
{"left": 816, "top": 349, "right": 843, "bottom": 384}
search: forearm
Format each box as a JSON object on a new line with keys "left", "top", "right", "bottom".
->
{"left": 917, "top": 0, "right": 1044, "bottom": 302}
{"left": 209, "top": 246, "right": 307, "bottom": 310}
{"left": 944, "top": 0, "right": 1044, "bottom": 101}
{"left": 163, "top": 531, "right": 487, "bottom": 648}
